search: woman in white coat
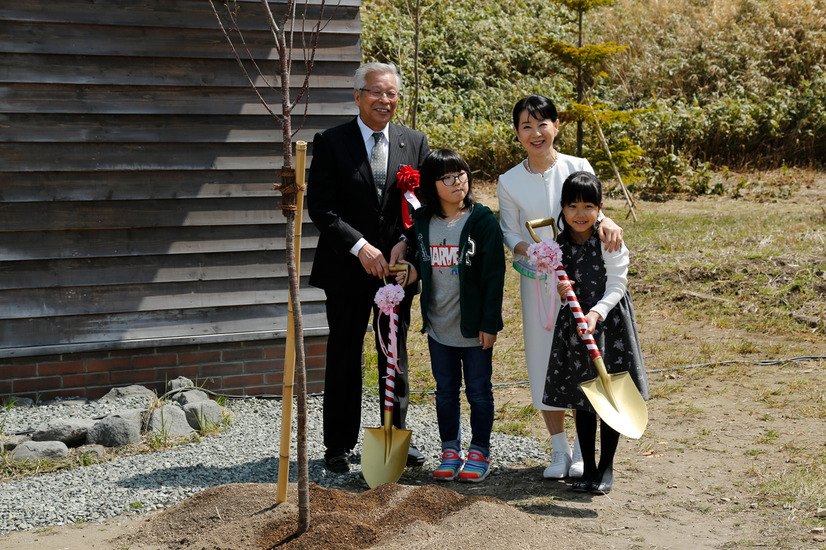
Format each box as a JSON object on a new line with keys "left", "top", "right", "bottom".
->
{"left": 497, "top": 95, "right": 624, "bottom": 479}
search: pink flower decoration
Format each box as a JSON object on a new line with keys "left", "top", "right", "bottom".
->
{"left": 374, "top": 284, "right": 405, "bottom": 316}
{"left": 526, "top": 239, "right": 562, "bottom": 276}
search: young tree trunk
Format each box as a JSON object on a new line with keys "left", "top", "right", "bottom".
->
{"left": 280, "top": 187, "right": 310, "bottom": 532}
{"left": 576, "top": 8, "right": 584, "bottom": 157}
{"left": 274, "top": 20, "right": 309, "bottom": 536}
{"left": 411, "top": 0, "right": 421, "bottom": 130}
{"left": 211, "top": 0, "right": 323, "bottom": 533}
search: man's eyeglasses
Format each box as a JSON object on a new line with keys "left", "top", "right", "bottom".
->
{"left": 437, "top": 171, "right": 469, "bottom": 187}
{"left": 358, "top": 88, "right": 398, "bottom": 100}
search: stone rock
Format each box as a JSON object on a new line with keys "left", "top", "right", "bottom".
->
{"left": 109, "top": 408, "right": 148, "bottom": 431}
{"left": 99, "top": 385, "right": 155, "bottom": 402}
{"left": 3, "top": 396, "right": 34, "bottom": 408}
{"left": 76, "top": 444, "right": 107, "bottom": 459}
{"left": 87, "top": 415, "right": 142, "bottom": 447}
{"left": 1, "top": 434, "right": 31, "bottom": 451}
{"left": 148, "top": 404, "right": 195, "bottom": 437}
{"left": 10, "top": 440, "right": 69, "bottom": 462}
{"left": 174, "top": 389, "right": 210, "bottom": 406}
{"left": 32, "top": 418, "right": 97, "bottom": 447}
{"left": 183, "top": 400, "right": 224, "bottom": 430}
{"left": 168, "top": 376, "right": 195, "bottom": 393}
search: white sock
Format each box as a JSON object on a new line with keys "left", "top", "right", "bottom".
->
{"left": 551, "top": 431, "right": 570, "bottom": 453}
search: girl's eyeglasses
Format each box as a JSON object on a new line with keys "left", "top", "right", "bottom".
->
{"left": 437, "top": 171, "right": 468, "bottom": 187}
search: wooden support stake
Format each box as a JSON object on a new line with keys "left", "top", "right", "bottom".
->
{"left": 276, "top": 141, "right": 307, "bottom": 503}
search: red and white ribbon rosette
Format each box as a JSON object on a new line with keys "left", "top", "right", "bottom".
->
{"left": 526, "top": 239, "right": 563, "bottom": 331}
{"left": 396, "top": 165, "right": 421, "bottom": 229}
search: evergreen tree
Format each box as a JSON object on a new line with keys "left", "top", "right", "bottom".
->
{"left": 539, "top": 0, "right": 626, "bottom": 156}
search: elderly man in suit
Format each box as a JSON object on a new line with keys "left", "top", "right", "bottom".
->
{"left": 308, "top": 62, "right": 430, "bottom": 473}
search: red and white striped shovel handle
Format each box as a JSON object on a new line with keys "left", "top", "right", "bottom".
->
{"left": 555, "top": 265, "right": 602, "bottom": 361}
{"left": 380, "top": 264, "right": 409, "bottom": 415}
{"left": 382, "top": 307, "right": 399, "bottom": 413}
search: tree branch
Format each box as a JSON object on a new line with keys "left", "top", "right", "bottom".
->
{"left": 207, "top": 0, "right": 285, "bottom": 123}
{"left": 259, "top": 0, "right": 283, "bottom": 51}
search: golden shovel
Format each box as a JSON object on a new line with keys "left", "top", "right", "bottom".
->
{"left": 362, "top": 265, "right": 412, "bottom": 488}
{"left": 526, "top": 219, "right": 648, "bottom": 439}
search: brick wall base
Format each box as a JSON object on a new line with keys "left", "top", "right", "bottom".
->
{"left": 0, "top": 337, "right": 328, "bottom": 402}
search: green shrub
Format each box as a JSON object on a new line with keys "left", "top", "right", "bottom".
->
{"left": 361, "top": 0, "right": 826, "bottom": 194}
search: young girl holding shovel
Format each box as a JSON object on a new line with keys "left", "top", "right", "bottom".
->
{"left": 402, "top": 149, "right": 506, "bottom": 482}
{"left": 542, "top": 171, "right": 649, "bottom": 493}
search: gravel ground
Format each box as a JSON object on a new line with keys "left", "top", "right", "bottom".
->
{"left": 0, "top": 393, "right": 547, "bottom": 534}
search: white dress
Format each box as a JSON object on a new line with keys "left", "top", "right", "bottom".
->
{"left": 497, "top": 154, "right": 594, "bottom": 410}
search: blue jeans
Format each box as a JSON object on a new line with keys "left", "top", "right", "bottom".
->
{"left": 427, "top": 336, "right": 494, "bottom": 457}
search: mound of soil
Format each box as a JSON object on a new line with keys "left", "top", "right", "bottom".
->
{"left": 109, "top": 482, "right": 585, "bottom": 550}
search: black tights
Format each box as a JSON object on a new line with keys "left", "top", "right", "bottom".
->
{"left": 575, "top": 410, "right": 620, "bottom": 482}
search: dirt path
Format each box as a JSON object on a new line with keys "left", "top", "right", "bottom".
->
{"left": 2, "top": 355, "right": 824, "bottom": 549}
{"left": 2, "top": 172, "right": 825, "bottom": 549}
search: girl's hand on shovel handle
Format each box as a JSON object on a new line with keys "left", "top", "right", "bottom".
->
{"left": 556, "top": 280, "right": 600, "bottom": 338}
{"left": 557, "top": 280, "right": 573, "bottom": 301}
{"left": 393, "top": 261, "right": 417, "bottom": 286}
{"left": 576, "top": 311, "right": 602, "bottom": 339}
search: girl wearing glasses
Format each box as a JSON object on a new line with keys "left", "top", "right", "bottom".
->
{"left": 497, "top": 95, "right": 624, "bottom": 480}
{"left": 404, "top": 149, "right": 506, "bottom": 482}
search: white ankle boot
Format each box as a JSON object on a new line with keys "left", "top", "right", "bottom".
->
{"left": 543, "top": 432, "right": 572, "bottom": 479}
{"left": 568, "top": 435, "right": 584, "bottom": 478}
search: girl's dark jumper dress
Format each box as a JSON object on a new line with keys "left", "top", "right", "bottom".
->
{"left": 542, "top": 230, "right": 649, "bottom": 413}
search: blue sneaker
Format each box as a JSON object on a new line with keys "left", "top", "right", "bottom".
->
{"left": 433, "top": 449, "right": 465, "bottom": 481}
{"left": 459, "top": 450, "right": 490, "bottom": 482}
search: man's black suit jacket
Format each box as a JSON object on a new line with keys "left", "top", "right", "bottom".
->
{"left": 308, "top": 118, "right": 430, "bottom": 292}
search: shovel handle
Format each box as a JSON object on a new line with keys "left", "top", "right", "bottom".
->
{"left": 555, "top": 265, "right": 603, "bottom": 361}
{"left": 382, "top": 305, "right": 400, "bottom": 413}
{"left": 526, "top": 217, "right": 559, "bottom": 242}
{"left": 385, "top": 264, "right": 410, "bottom": 287}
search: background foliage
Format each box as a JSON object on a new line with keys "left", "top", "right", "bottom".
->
{"left": 361, "top": 0, "right": 826, "bottom": 194}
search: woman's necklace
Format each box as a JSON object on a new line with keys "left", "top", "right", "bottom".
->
{"left": 524, "top": 150, "right": 558, "bottom": 175}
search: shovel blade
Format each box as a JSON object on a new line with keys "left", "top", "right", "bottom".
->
{"left": 362, "top": 425, "right": 412, "bottom": 488}
{"left": 580, "top": 372, "right": 648, "bottom": 439}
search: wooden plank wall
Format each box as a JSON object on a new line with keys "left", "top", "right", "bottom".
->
{"left": 0, "top": 0, "right": 361, "bottom": 358}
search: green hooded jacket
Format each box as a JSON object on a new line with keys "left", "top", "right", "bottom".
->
{"left": 413, "top": 203, "right": 506, "bottom": 338}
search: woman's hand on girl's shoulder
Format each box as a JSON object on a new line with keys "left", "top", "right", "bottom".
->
{"left": 597, "top": 217, "right": 624, "bottom": 253}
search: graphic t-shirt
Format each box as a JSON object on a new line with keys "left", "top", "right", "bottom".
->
{"left": 426, "top": 213, "right": 479, "bottom": 347}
